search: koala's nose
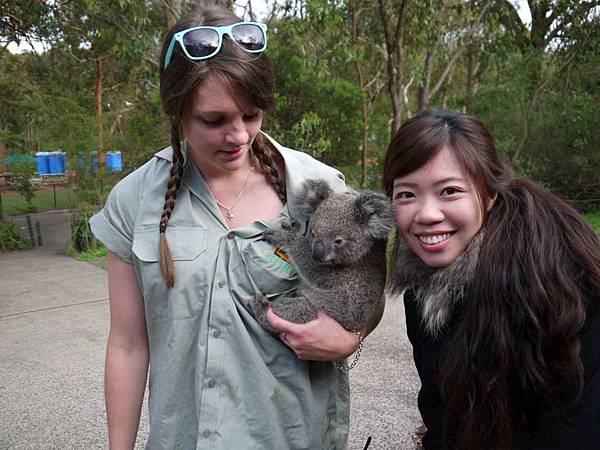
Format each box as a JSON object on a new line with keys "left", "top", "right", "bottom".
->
{"left": 312, "top": 240, "right": 326, "bottom": 261}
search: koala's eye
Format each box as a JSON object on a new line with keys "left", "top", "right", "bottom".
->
{"left": 334, "top": 238, "right": 344, "bottom": 246}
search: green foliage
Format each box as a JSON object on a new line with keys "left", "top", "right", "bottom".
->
{"left": 290, "top": 111, "right": 332, "bottom": 159}
{"left": 266, "top": 13, "right": 364, "bottom": 168}
{"left": 583, "top": 211, "right": 600, "bottom": 235}
{"left": 0, "top": 220, "right": 29, "bottom": 251}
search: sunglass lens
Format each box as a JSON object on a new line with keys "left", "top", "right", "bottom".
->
{"left": 232, "top": 24, "right": 265, "bottom": 51}
{"left": 183, "top": 29, "right": 219, "bottom": 58}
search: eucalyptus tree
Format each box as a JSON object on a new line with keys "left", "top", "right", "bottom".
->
{"left": 0, "top": 0, "right": 54, "bottom": 49}
{"left": 348, "top": 0, "right": 387, "bottom": 187}
{"left": 44, "top": 0, "right": 159, "bottom": 166}
{"left": 265, "top": 1, "right": 364, "bottom": 176}
{"left": 493, "top": 0, "right": 600, "bottom": 162}
{"left": 376, "top": 0, "right": 494, "bottom": 137}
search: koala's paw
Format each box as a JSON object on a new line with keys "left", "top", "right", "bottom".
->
{"left": 250, "top": 294, "right": 277, "bottom": 333}
{"left": 263, "top": 221, "right": 297, "bottom": 247}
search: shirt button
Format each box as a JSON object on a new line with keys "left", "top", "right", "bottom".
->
{"left": 213, "top": 330, "right": 221, "bottom": 339}
{"left": 207, "top": 379, "right": 216, "bottom": 388}
{"left": 217, "top": 281, "right": 225, "bottom": 288}
{"left": 202, "top": 430, "right": 211, "bottom": 439}
{"left": 227, "top": 232, "right": 235, "bottom": 239}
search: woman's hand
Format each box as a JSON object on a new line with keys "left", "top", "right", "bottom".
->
{"left": 266, "top": 308, "right": 360, "bottom": 361}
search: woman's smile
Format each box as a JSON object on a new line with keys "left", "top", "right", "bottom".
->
{"left": 416, "top": 232, "right": 454, "bottom": 248}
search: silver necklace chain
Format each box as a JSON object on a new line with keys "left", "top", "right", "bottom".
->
{"left": 214, "top": 164, "right": 255, "bottom": 221}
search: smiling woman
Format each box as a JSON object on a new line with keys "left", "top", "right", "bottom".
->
{"left": 383, "top": 109, "right": 600, "bottom": 450}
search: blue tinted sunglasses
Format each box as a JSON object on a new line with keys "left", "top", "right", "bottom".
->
{"left": 163, "top": 21, "right": 268, "bottom": 70}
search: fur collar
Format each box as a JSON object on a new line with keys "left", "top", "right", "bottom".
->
{"left": 387, "top": 232, "right": 484, "bottom": 336}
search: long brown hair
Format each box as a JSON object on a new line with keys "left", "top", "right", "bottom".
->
{"left": 158, "top": 4, "right": 285, "bottom": 287}
{"left": 384, "top": 109, "right": 600, "bottom": 449}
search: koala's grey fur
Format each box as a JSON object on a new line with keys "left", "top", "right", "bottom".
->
{"left": 251, "top": 179, "right": 393, "bottom": 332}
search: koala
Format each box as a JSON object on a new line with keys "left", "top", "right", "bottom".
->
{"left": 251, "top": 178, "right": 393, "bottom": 332}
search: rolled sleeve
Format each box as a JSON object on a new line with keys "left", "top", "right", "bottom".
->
{"left": 90, "top": 173, "right": 140, "bottom": 264}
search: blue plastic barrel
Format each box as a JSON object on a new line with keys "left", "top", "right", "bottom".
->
{"left": 57, "top": 151, "right": 67, "bottom": 173}
{"left": 49, "top": 152, "right": 61, "bottom": 174}
{"left": 105, "top": 152, "right": 113, "bottom": 171}
{"left": 36, "top": 152, "right": 50, "bottom": 175}
{"left": 105, "top": 151, "right": 122, "bottom": 172}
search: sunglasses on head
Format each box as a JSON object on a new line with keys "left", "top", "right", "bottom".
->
{"left": 163, "top": 21, "right": 268, "bottom": 70}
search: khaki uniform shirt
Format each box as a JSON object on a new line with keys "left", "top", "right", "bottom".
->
{"left": 90, "top": 134, "right": 350, "bottom": 449}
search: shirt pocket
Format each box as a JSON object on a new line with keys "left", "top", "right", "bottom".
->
{"left": 132, "top": 225, "right": 209, "bottom": 319}
{"left": 234, "top": 237, "right": 299, "bottom": 299}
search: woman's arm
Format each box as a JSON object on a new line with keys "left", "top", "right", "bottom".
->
{"left": 266, "top": 295, "right": 386, "bottom": 361}
{"left": 105, "top": 251, "right": 149, "bottom": 450}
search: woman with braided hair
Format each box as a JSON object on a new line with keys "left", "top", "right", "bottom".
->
{"left": 383, "top": 109, "right": 600, "bottom": 449}
{"left": 90, "top": 4, "right": 383, "bottom": 449}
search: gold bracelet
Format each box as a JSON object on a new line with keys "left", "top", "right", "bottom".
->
{"left": 336, "top": 330, "right": 363, "bottom": 372}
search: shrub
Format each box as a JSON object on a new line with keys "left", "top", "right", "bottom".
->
{"left": 67, "top": 210, "right": 98, "bottom": 253}
{"left": 10, "top": 160, "right": 39, "bottom": 212}
{"left": 0, "top": 220, "right": 29, "bottom": 251}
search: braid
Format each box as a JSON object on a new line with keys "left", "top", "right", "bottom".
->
{"left": 158, "top": 124, "right": 185, "bottom": 288}
{"left": 253, "top": 133, "right": 286, "bottom": 204}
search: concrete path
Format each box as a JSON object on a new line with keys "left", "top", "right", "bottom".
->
{"left": 0, "top": 211, "right": 421, "bottom": 449}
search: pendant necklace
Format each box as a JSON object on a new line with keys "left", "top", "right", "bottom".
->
{"left": 214, "top": 164, "right": 255, "bottom": 221}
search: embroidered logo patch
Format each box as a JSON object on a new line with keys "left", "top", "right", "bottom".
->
{"left": 263, "top": 246, "right": 296, "bottom": 276}
{"left": 273, "top": 247, "right": 290, "bottom": 262}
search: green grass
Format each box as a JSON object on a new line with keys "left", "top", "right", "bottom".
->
{"left": 66, "top": 243, "right": 108, "bottom": 270}
{"left": 73, "top": 244, "right": 107, "bottom": 262}
{"left": 583, "top": 211, "right": 600, "bottom": 235}
{"left": 1, "top": 187, "right": 74, "bottom": 215}
{"left": 1, "top": 180, "right": 116, "bottom": 216}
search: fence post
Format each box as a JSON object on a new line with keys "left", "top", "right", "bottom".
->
{"left": 26, "top": 215, "right": 36, "bottom": 248}
{"left": 36, "top": 221, "right": 43, "bottom": 247}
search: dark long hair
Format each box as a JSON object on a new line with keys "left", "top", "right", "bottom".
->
{"left": 158, "top": 4, "right": 284, "bottom": 287}
{"left": 384, "top": 109, "right": 600, "bottom": 449}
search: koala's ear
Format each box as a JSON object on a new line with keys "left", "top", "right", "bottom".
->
{"left": 299, "top": 179, "right": 333, "bottom": 215}
{"left": 356, "top": 191, "right": 394, "bottom": 240}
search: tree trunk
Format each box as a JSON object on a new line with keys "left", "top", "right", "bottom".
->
{"left": 361, "top": 102, "right": 369, "bottom": 188}
{"left": 389, "top": 81, "right": 403, "bottom": 137}
{"left": 419, "top": 50, "right": 434, "bottom": 111}
{"left": 465, "top": 0, "right": 475, "bottom": 113}
{"left": 378, "top": 0, "right": 407, "bottom": 138}
{"left": 95, "top": 57, "right": 104, "bottom": 167}
{"left": 465, "top": 44, "right": 474, "bottom": 113}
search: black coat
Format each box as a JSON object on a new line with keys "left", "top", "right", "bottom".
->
{"left": 404, "top": 287, "right": 600, "bottom": 450}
